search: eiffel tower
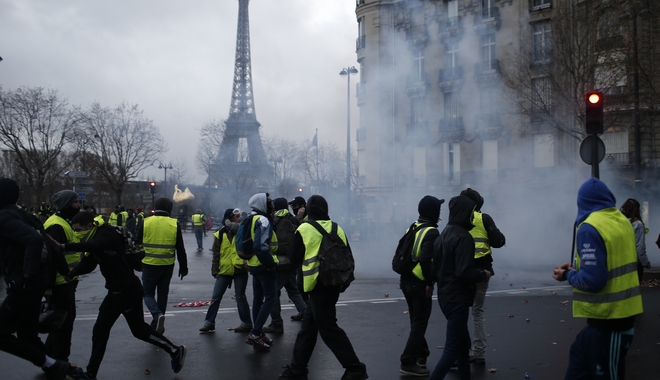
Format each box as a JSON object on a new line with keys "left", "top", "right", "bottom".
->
{"left": 217, "top": 0, "right": 269, "bottom": 183}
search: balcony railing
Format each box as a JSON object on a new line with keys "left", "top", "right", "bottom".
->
{"left": 406, "top": 72, "right": 429, "bottom": 96}
{"left": 356, "top": 81, "right": 366, "bottom": 96}
{"left": 407, "top": 121, "right": 428, "bottom": 138}
{"left": 439, "top": 66, "right": 464, "bottom": 84}
{"left": 356, "top": 35, "right": 366, "bottom": 51}
{"left": 475, "top": 112, "right": 503, "bottom": 139}
{"left": 439, "top": 117, "right": 465, "bottom": 143}
{"left": 474, "top": 60, "right": 501, "bottom": 78}
{"left": 407, "top": 25, "right": 429, "bottom": 46}
{"left": 530, "top": 0, "right": 552, "bottom": 11}
{"left": 474, "top": 7, "right": 500, "bottom": 25}
{"left": 356, "top": 0, "right": 365, "bottom": 7}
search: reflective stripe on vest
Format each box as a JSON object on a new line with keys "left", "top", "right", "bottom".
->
{"left": 247, "top": 215, "right": 278, "bottom": 267}
{"left": 44, "top": 214, "right": 80, "bottom": 285}
{"left": 573, "top": 208, "right": 643, "bottom": 319}
{"left": 141, "top": 216, "right": 177, "bottom": 265}
{"left": 213, "top": 230, "right": 244, "bottom": 276}
{"left": 470, "top": 212, "right": 491, "bottom": 259}
{"left": 410, "top": 223, "right": 433, "bottom": 281}
{"left": 298, "top": 220, "right": 348, "bottom": 292}
{"left": 192, "top": 214, "right": 204, "bottom": 227}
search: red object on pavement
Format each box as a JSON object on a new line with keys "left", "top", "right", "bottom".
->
{"left": 173, "top": 300, "right": 211, "bottom": 307}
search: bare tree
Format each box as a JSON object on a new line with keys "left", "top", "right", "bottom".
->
{"left": 168, "top": 157, "right": 191, "bottom": 189}
{"left": 299, "top": 141, "right": 345, "bottom": 191}
{"left": 82, "top": 101, "right": 165, "bottom": 205}
{"left": 195, "top": 119, "right": 225, "bottom": 186}
{"left": 0, "top": 87, "right": 81, "bottom": 204}
{"left": 262, "top": 136, "right": 305, "bottom": 191}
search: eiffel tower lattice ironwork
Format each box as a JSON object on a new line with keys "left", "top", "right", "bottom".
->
{"left": 219, "top": 0, "right": 268, "bottom": 166}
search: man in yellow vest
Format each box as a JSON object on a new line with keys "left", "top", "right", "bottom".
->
{"left": 459, "top": 188, "right": 505, "bottom": 364}
{"left": 43, "top": 190, "right": 81, "bottom": 363}
{"left": 108, "top": 205, "right": 120, "bottom": 226}
{"left": 136, "top": 197, "right": 188, "bottom": 335}
{"left": 398, "top": 196, "right": 443, "bottom": 377}
{"left": 553, "top": 178, "right": 642, "bottom": 379}
{"left": 191, "top": 209, "right": 206, "bottom": 252}
{"left": 278, "top": 195, "right": 368, "bottom": 380}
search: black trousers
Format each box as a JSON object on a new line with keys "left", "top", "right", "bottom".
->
{"left": 86, "top": 279, "right": 178, "bottom": 377}
{"left": 0, "top": 283, "right": 47, "bottom": 367}
{"left": 45, "top": 279, "right": 77, "bottom": 361}
{"left": 290, "top": 283, "right": 365, "bottom": 375}
{"left": 400, "top": 281, "right": 432, "bottom": 365}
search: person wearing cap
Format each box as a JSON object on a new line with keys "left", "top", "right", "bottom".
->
{"left": 136, "top": 197, "right": 189, "bottom": 335}
{"left": 0, "top": 179, "right": 75, "bottom": 379}
{"left": 43, "top": 189, "right": 82, "bottom": 363}
{"left": 263, "top": 198, "right": 307, "bottom": 333}
{"left": 191, "top": 209, "right": 207, "bottom": 252}
{"left": 199, "top": 208, "right": 253, "bottom": 333}
{"left": 289, "top": 196, "right": 307, "bottom": 222}
{"left": 398, "top": 196, "right": 443, "bottom": 377}
{"left": 459, "top": 188, "right": 505, "bottom": 364}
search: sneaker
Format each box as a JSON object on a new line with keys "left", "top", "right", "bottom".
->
{"left": 469, "top": 355, "right": 485, "bottom": 364}
{"left": 246, "top": 333, "right": 271, "bottom": 350}
{"left": 43, "top": 360, "right": 73, "bottom": 380}
{"left": 263, "top": 324, "right": 284, "bottom": 333}
{"left": 399, "top": 364, "right": 430, "bottom": 377}
{"left": 199, "top": 323, "right": 216, "bottom": 332}
{"left": 341, "top": 370, "right": 369, "bottom": 380}
{"left": 156, "top": 315, "right": 166, "bottom": 334}
{"left": 171, "top": 345, "right": 187, "bottom": 373}
{"left": 232, "top": 325, "right": 252, "bottom": 333}
{"left": 278, "top": 365, "right": 308, "bottom": 380}
{"left": 260, "top": 333, "right": 273, "bottom": 345}
{"left": 416, "top": 357, "right": 427, "bottom": 368}
{"left": 290, "top": 313, "right": 303, "bottom": 321}
{"left": 69, "top": 368, "right": 96, "bottom": 380}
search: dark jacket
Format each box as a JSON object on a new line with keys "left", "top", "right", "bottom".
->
{"left": 472, "top": 212, "right": 506, "bottom": 273}
{"left": 0, "top": 204, "right": 66, "bottom": 289}
{"left": 66, "top": 224, "right": 140, "bottom": 292}
{"left": 272, "top": 211, "right": 299, "bottom": 270}
{"left": 400, "top": 217, "right": 440, "bottom": 287}
{"left": 433, "top": 195, "right": 489, "bottom": 305}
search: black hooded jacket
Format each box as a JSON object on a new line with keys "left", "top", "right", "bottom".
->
{"left": 433, "top": 195, "right": 489, "bottom": 305}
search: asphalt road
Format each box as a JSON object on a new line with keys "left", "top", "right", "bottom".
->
{"left": 2, "top": 231, "right": 659, "bottom": 379}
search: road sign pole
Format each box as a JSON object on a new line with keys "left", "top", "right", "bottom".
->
{"left": 591, "top": 132, "right": 599, "bottom": 179}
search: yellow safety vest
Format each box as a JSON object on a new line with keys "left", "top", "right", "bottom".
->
{"left": 94, "top": 215, "right": 105, "bottom": 227}
{"left": 141, "top": 216, "right": 177, "bottom": 266}
{"left": 573, "top": 208, "right": 643, "bottom": 319}
{"left": 119, "top": 211, "right": 129, "bottom": 227}
{"left": 247, "top": 215, "right": 279, "bottom": 267}
{"left": 409, "top": 223, "right": 433, "bottom": 281}
{"left": 44, "top": 214, "right": 80, "bottom": 285}
{"left": 213, "top": 230, "right": 245, "bottom": 276}
{"left": 109, "top": 212, "right": 118, "bottom": 226}
{"left": 298, "top": 220, "right": 348, "bottom": 292}
{"left": 470, "top": 212, "right": 491, "bottom": 259}
{"left": 192, "top": 213, "right": 205, "bottom": 227}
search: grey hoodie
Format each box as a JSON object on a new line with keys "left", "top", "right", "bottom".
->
{"left": 248, "top": 193, "right": 275, "bottom": 270}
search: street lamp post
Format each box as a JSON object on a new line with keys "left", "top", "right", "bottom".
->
{"left": 340, "top": 66, "right": 358, "bottom": 217}
{"left": 158, "top": 162, "right": 173, "bottom": 197}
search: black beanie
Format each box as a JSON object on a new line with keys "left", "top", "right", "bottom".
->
{"left": 51, "top": 190, "right": 79, "bottom": 211}
{"left": 460, "top": 188, "right": 484, "bottom": 212}
{"left": 418, "top": 195, "right": 444, "bottom": 222}
{"left": 0, "top": 178, "right": 20, "bottom": 207}
{"left": 273, "top": 197, "right": 288, "bottom": 211}
{"left": 154, "top": 197, "right": 173, "bottom": 215}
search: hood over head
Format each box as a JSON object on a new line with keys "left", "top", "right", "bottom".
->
{"left": 447, "top": 195, "right": 476, "bottom": 230}
{"left": 459, "top": 188, "right": 484, "bottom": 212}
{"left": 0, "top": 178, "right": 20, "bottom": 207}
{"left": 418, "top": 195, "right": 444, "bottom": 225}
{"left": 273, "top": 197, "right": 288, "bottom": 212}
{"left": 576, "top": 177, "right": 616, "bottom": 224}
{"left": 307, "top": 195, "right": 329, "bottom": 221}
{"left": 249, "top": 193, "right": 268, "bottom": 214}
{"left": 154, "top": 197, "right": 173, "bottom": 215}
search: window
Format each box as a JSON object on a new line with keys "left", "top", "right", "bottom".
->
{"left": 413, "top": 147, "right": 426, "bottom": 184}
{"left": 531, "top": 77, "right": 551, "bottom": 118}
{"left": 531, "top": 0, "right": 551, "bottom": 10}
{"left": 482, "top": 140, "right": 498, "bottom": 171}
{"left": 411, "top": 97, "right": 425, "bottom": 125}
{"left": 479, "top": 87, "right": 497, "bottom": 116}
{"left": 444, "top": 92, "right": 460, "bottom": 120}
{"left": 412, "top": 49, "right": 425, "bottom": 82}
{"left": 358, "top": 16, "right": 365, "bottom": 36}
{"left": 601, "top": 127, "right": 629, "bottom": 164}
{"left": 595, "top": 53, "right": 627, "bottom": 95}
{"left": 481, "top": 0, "right": 495, "bottom": 18}
{"left": 532, "top": 21, "right": 552, "bottom": 63}
{"left": 358, "top": 58, "right": 365, "bottom": 82}
{"left": 357, "top": 16, "right": 366, "bottom": 50}
{"left": 481, "top": 34, "right": 496, "bottom": 63}
{"left": 448, "top": 0, "right": 459, "bottom": 18}
{"left": 445, "top": 42, "right": 459, "bottom": 68}
{"left": 533, "top": 133, "right": 554, "bottom": 167}
{"left": 443, "top": 142, "right": 461, "bottom": 181}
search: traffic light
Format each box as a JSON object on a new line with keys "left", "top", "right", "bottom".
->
{"left": 297, "top": 187, "right": 303, "bottom": 193}
{"left": 149, "top": 181, "right": 156, "bottom": 194}
{"left": 585, "top": 92, "right": 603, "bottom": 135}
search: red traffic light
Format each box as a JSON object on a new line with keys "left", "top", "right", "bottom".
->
{"left": 149, "top": 182, "right": 156, "bottom": 187}
{"left": 297, "top": 187, "right": 303, "bottom": 192}
{"left": 588, "top": 93, "right": 600, "bottom": 104}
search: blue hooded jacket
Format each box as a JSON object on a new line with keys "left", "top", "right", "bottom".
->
{"left": 566, "top": 178, "right": 615, "bottom": 292}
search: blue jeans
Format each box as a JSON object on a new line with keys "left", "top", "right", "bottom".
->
{"left": 251, "top": 270, "right": 277, "bottom": 335}
{"left": 270, "top": 269, "right": 307, "bottom": 326}
{"left": 141, "top": 264, "right": 174, "bottom": 326}
{"left": 429, "top": 302, "right": 471, "bottom": 380}
{"left": 203, "top": 272, "right": 252, "bottom": 328}
{"left": 564, "top": 325, "right": 634, "bottom": 380}
{"left": 194, "top": 226, "right": 204, "bottom": 249}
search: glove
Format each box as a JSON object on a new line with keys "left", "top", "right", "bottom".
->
{"left": 179, "top": 267, "right": 188, "bottom": 280}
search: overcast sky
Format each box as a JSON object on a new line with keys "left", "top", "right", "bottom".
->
{"left": 0, "top": 0, "right": 360, "bottom": 184}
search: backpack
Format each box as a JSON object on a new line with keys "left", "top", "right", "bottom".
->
{"left": 306, "top": 220, "right": 355, "bottom": 291}
{"left": 109, "top": 225, "right": 145, "bottom": 271}
{"left": 392, "top": 222, "right": 430, "bottom": 275}
{"left": 272, "top": 215, "right": 296, "bottom": 266}
{"left": 236, "top": 215, "right": 256, "bottom": 260}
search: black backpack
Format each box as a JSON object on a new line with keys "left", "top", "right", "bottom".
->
{"left": 392, "top": 222, "right": 430, "bottom": 275}
{"left": 306, "top": 220, "right": 355, "bottom": 291}
{"left": 236, "top": 215, "right": 257, "bottom": 260}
